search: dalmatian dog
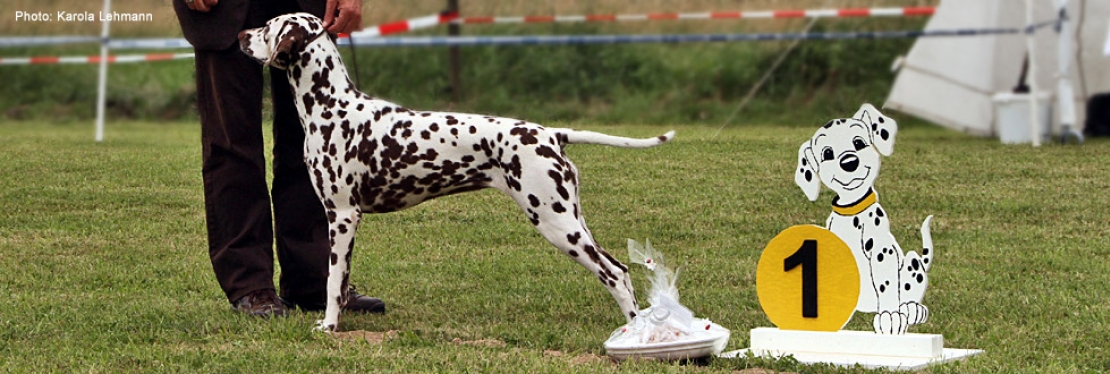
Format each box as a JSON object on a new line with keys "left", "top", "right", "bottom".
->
{"left": 794, "top": 103, "right": 934, "bottom": 335}
{"left": 239, "top": 13, "right": 675, "bottom": 332}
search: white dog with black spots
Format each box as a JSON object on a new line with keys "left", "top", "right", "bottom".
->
{"left": 239, "top": 13, "right": 675, "bottom": 332}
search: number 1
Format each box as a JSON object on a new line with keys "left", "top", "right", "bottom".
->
{"left": 784, "top": 240, "right": 818, "bottom": 318}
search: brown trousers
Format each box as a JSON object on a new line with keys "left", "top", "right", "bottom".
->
{"left": 193, "top": 0, "right": 330, "bottom": 306}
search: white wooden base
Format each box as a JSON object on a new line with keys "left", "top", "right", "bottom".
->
{"left": 719, "top": 328, "right": 983, "bottom": 371}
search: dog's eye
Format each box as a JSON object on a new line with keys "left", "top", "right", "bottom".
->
{"left": 821, "top": 147, "right": 834, "bottom": 161}
{"left": 852, "top": 137, "right": 868, "bottom": 151}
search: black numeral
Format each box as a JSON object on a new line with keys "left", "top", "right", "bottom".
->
{"left": 784, "top": 239, "right": 818, "bottom": 318}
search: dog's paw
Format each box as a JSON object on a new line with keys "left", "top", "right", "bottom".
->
{"left": 900, "top": 302, "right": 929, "bottom": 325}
{"left": 873, "top": 311, "right": 908, "bottom": 335}
{"left": 314, "top": 319, "right": 337, "bottom": 333}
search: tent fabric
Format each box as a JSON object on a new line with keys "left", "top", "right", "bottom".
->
{"left": 884, "top": 0, "right": 1110, "bottom": 137}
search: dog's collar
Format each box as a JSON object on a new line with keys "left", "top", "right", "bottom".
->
{"left": 831, "top": 188, "right": 877, "bottom": 216}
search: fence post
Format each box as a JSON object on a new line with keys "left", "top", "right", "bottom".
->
{"left": 447, "top": 0, "right": 461, "bottom": 103}
{"left": 95, "top": 0, "right": 111, "bottom": 142}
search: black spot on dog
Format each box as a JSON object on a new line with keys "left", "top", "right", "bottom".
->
{"left": 556, "top": 186, "right": 569, "bottom": 200}
{"left": 535, "top": 145, "right": 560, "bottom": 160}
{"left": 567, "top": 232, "right": 581, "bottom": 245}
{"left": 582, "top": 244, "right": 602, "bottom": 264}
{"left": 509, "top": 127, "right": 539, "bottom": 145}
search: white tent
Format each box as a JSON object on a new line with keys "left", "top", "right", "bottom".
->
{"left": 884, "top": 0, "right": 1110, "bottom": 139}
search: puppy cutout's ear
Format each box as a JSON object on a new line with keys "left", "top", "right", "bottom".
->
{"left": 854, "top": 103, "right": 898, "bottom": 156}
{"left": 269, "top": 23, "right": 309, "bottom": 69}
{"left": 795, "top": 141, "right": 821, "bottom": 202}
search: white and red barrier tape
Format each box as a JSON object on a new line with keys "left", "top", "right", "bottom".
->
{"left": 346, "top": 11, "right": 457, "bottom": 38}
{"left": 0, "top": 52, "right": 194, "bottom": 65}
{"left": 0, "top": 12, "right": 453, "bottom": 65}
{"left": 0, "top": 7, "right": 939, "bottom": 64}
{"left": 451, "top": 7, "right": 934, "bottom": 25}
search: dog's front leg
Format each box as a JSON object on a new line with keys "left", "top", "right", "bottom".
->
{"left": 867, "top": 232, "right": 909, "bottom": 334}
{"left": 316, "top": 209, "right": 362, "bottom": 332}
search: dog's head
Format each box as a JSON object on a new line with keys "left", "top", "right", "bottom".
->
{"left": 238, "top": 12, "right": 327, "bottom": 69}
{"left": 795, "top": 103, "right": 898, "bottom": 203}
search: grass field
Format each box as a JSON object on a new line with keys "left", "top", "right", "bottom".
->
{"left": 0, "top": 119, "right": 1108, "bottom": 373}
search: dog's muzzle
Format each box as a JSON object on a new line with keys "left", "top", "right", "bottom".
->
{"left": 237, "top": 30, "right": 254, "bottom": 55}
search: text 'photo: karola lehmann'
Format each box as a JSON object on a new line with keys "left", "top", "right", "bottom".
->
{"left": 14, "top": 10, "right": 154, "bottom": 22}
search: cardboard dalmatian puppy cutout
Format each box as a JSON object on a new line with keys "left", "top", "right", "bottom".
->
{"left": 794, "top": 103, "right": 935, "bottom": 335}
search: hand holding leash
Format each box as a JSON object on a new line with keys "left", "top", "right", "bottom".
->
{"left": 323, "top": 0, "right": 363, "bottom": 34}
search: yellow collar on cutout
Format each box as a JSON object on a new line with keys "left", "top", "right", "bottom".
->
{"left": 832, "top": 189, "right": 877, "bottom": 216}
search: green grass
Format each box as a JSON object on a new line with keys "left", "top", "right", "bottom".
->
{"left": 0, "top": 120, "right": 1108, "bottom": 373}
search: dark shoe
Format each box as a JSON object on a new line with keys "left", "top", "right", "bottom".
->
{"left": 281, "top": 286, "right": 385, "bottom": 314}
{"left": 344, "top": 286, "right": 386, "bottom": 314}
{"left": 231, "top": 289, "right": 288, "bottom": 318}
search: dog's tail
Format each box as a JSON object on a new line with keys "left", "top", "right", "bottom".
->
{"left": 920, "top": 215, "right": 934, "bottom": 272}
{"left": 555, "top": 129, "right": 675, "bottom": 148}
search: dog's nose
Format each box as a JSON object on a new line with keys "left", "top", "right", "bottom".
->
{"left": 237, "top": 30, "right": 249, "bottom": 42}
{"left": 839, "top": 154, "right": 859, "bottom": 172}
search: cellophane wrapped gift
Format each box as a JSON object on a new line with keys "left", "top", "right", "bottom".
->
{"left": 604, "top": 239, "right": 730, "bottom": 359}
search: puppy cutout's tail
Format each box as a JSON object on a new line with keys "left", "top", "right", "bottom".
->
{"left": 555, "top": 129, "right": 675, "bottom": 148}
{"left": 920, "top": 215, "right": 934, "bottom": 272}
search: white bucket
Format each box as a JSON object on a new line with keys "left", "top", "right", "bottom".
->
{"left": 992, "top": 92, "right": 1052, "bottom": 144}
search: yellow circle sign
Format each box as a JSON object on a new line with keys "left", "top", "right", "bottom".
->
{"left": 756, "top": 225, "right": 860, "bottom": 331}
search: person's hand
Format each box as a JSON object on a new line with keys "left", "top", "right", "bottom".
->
{"left": 322, "top": 0, "right": 363, "bottom": 34}
{"left": 183, "top": 0, "right": 219, "bottom": 12}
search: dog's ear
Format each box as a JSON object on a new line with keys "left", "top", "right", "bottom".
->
{"left": 854, "top": 103, "right": 898, "bottom": 156}
{"left": 795, "top": 141, "right": 821, "bottom": 202}
{"left": 269, "top": 23, "right": 309, "bottom": 69}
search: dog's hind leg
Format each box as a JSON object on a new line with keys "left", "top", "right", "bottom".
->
{"left": 316, "top": 208, "right": 361, "bottom": 332}
{"left": 531, "top": 202, "right": 640, "bottom": 323}
{"left": 499, "top": 161, "right": 640, "bottom": 323}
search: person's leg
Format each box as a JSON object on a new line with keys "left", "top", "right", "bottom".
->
{"left": 270, "top": 66, "right": 332, "bottom": 307}
{"left": 269, "top": 64, "right": 386, "bottom": 314}
{"left": 194, "top": 46, "right": 277, "bottom": 305}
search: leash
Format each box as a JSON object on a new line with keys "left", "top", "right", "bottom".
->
{"left": 347, "top": 32, "right": 362, "bottom": 89}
